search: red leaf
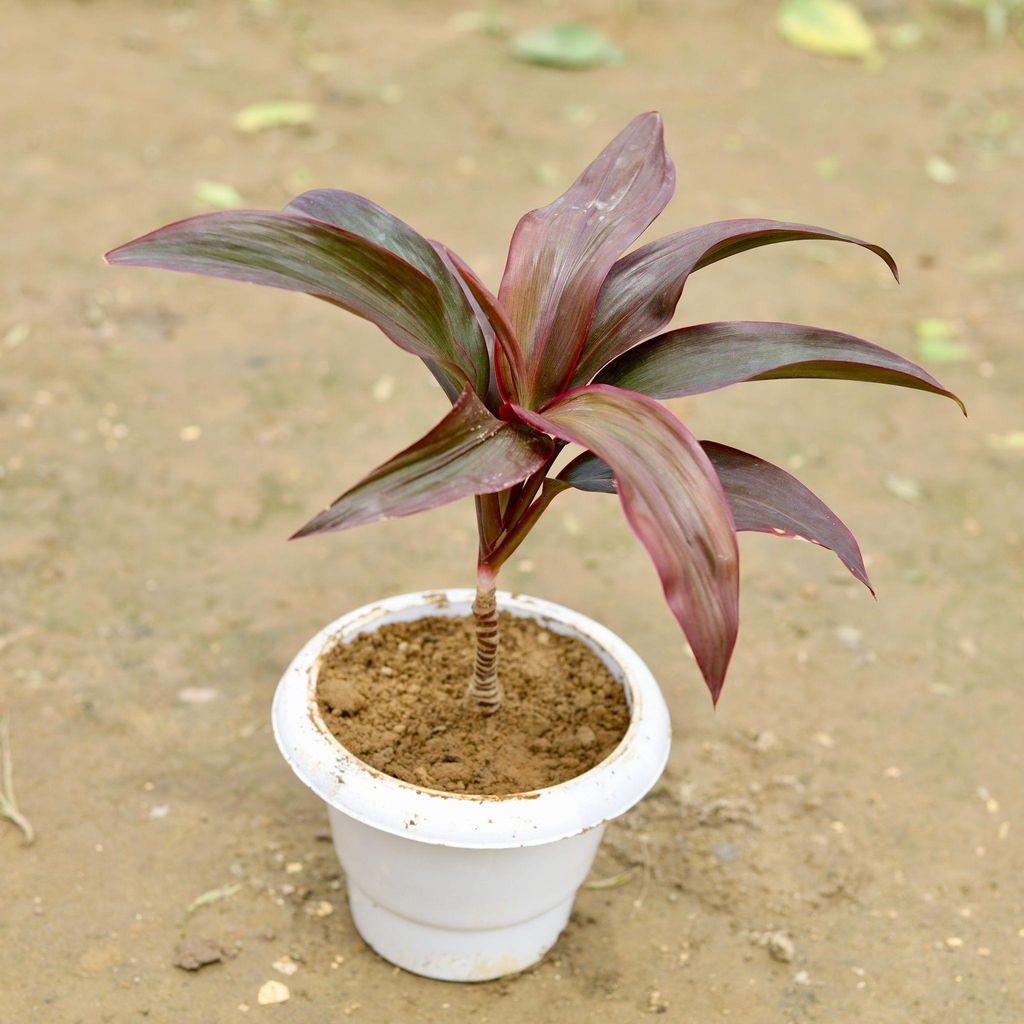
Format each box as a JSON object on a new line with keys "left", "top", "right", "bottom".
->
{"left": 498, "top": 113, "right": 675, "bottom": 407}
{"left": 106, "top": 210, "right": 479, "bottom": 396}
{"left": 515, "top": 385, "right": 739, "bottom": 702}
{"left": 573, "top": 219, "right": 899, "bottom": 385}
{"left": 596, "top": 320, "right": 965, "bottom": 412}
{"left": 292, "top": 386, "right": 552, "bottom": 538}
{"left": 701, "top": 441, "right": 872, "bottom": 592}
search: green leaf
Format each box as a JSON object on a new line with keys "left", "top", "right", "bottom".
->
{"left": 184, "top": 883, "right": 242, "bottom": 919}
{"left": 106, "top": 210, "right": 478, "bottom": 395}
{"left": 914, "top": 317, "right": 971, "bottom": 363}
{"left": 596, "top": 320, "right": 965, "bottom": 413}
{"left": 515, "top": 385, "right": 739, "bottom": 703}
{"left": 776, "top": 0, "right": 877, "bottom": 60}
{"left": 234, "top": 100, "right": 315, "bottom": 133}
{"left": 511, "top": 22, "right": 624, "bottom": 69}
{"left": 499, "top": 112, "right": 675, "bottom": 406}
{"left": 584, "top": 870, "right": 634, "bottom": 890}
{"left": 193, "top": 181, "right": 245, "bottom": 209}
{"left": 292, "top": 386, "right": 553, "bottom": 538}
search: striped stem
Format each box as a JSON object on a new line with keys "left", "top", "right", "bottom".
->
{"left": 467, "top": 581, "right": 502, "bottom": 713}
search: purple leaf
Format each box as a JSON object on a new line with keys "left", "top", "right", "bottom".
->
{"left": 106, "top": 210, "right": 480, "bottom": 396}
{"left": 441, "top": 244, "right": 527, "bottom": 404}
{"left": 498, "top": 112, "right": 675, "bottom": 407}
{"left": 555, "top": 442, "right": 873, "bottom": 591}
{"left": 573, "top": 219, "right": 899, "bottom": 385}
{"left": 515, "top": 385, "right": 738, "bottom": 703}
{"left": 561, "top": 442, "right": 872, "bottom": 593}
{"left": 286, "top": 190, "right": 489, "bottom": 396}
{"left": 557, "top": 450, "right": 616, "bottom": 493}
{"left": 700, "top": 441, "right": 872, "bottom": 592}
{"left": 596, "top": 320, "right": 965, "bottom": 412}
{"left": 292, "top": 386, "right": 553, "bottom": 539}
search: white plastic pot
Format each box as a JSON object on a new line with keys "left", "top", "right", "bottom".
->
{"left": 271, "top": 589, "right": 671, "bottom": 982}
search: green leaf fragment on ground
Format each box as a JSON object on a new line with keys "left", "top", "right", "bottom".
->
{"left": 914, "top": 318, "right": 971, "bottom": 363}
{"left": 816, "top": 156, "right": 840, "bottom": 179}
{"left": 194, "top": 181, "right": 245, "bottom": 209}
{"left": 184, "top": 883, "right": 242, "bottom": 918}
{"left": 584, "top": 870, "right": 634, "bottom": 890}
{"left": 511, "top": 22, "right": 624, "bottom": 69}
{"left": 986, "top": 430, "right": 1024, "bottom": 451}
{"left": 884, "top": 473, "right": 922, "bottom": 502}
{"left": 777, "top": 0, "right": 877, "bottom": 60}
{"left": 234, "top": 101, "right": 316, "bottom": 133}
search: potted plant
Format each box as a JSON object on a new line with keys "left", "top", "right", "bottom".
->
{"left": 107, "top": 112, "right": 961, "bottom": 982}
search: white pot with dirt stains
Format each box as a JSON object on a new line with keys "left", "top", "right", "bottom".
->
{"left": 271, "top": 589, "right": 671, "bottom": 982}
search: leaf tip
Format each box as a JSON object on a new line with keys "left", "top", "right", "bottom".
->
{"left": 288, "top": 514, "right": 324, "bottom": 541}
{"left": 104, "top": 243, "right": 127, "bottom": 265}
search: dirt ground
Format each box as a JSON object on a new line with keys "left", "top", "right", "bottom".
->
{"left": 2, "top": 1, "right": 1022, "bottom": 1020}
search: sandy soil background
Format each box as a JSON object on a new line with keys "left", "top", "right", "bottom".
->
{"left": 2, "top": 1, "right": 1022, "bottom": 1020}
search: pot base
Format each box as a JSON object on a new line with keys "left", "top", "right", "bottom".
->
{"left": 347, "top": 880, "right": 573, "bottom": 982}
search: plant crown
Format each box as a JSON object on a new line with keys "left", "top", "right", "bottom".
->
{"left": 107, "top": 113, "right": 962, "bottom": 703}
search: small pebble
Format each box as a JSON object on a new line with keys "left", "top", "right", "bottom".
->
{"left": 178, "top": 687, "right": 218, "bottom": 704}
{"left": 257, "top": 980, "right": 290, "bottom": 1005}
{"left": 179, "top": 425, "right": 202, "bottom": 442}
{"left": 767, "top": 932, "right": 795, "bottom": 963}
{"left": 272, "top": 956, "right": 299, "bottom": 976}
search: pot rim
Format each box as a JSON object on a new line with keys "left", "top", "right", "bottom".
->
{"left": 271, "top": 589, "right": 671, "bottom": 849}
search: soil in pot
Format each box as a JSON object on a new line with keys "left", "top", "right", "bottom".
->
{"left": 316, "top": 612, "right": 630, "bottom": 796}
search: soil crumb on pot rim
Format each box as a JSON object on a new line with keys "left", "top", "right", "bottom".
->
{"left": 316, "top": 613, "right": 630, "bottom": 796}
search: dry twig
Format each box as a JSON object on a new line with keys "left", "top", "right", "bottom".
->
{"left": 1, "top": 714, "right": 35, "bottom": 844}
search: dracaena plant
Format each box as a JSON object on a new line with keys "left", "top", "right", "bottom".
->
{"left": 107, "top": 112, "right": 962, "bottom": 713}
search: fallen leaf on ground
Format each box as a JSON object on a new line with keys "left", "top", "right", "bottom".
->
{"left": 914, "top": 317, "right": 971, "bottom": 364}
{"left": 584, "top": 870, "right": 634, "bottom": 890}
{"left": 184, "top": 883, "right": 242, "bottom": 919}
{"left": 194, "top": 181, "right": 245, "bottom": 209}
{"left": 511, "top": 22, "right": 623, "bottom": 69}
{"left": 884, "top": 473, "right": 922, "bottom": 502}
{"left": 776, "top": 0, "right": 877, "bottom": 61}
{"left": 234, "top": 101, "right": 315, "bottom": 133}
{"left": 986, "top": 431, "right": 1024, "bottom": 451}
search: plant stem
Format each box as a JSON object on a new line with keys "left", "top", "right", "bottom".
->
{"left": 487, "top": 480, "right": 566, "bottom": 572}
{"left": 466, "top": 567, "right": 502, "bottom": 714}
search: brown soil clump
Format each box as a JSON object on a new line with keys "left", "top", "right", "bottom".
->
{"left": 316, "top": 613, "right": 631, "bottom": 796}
